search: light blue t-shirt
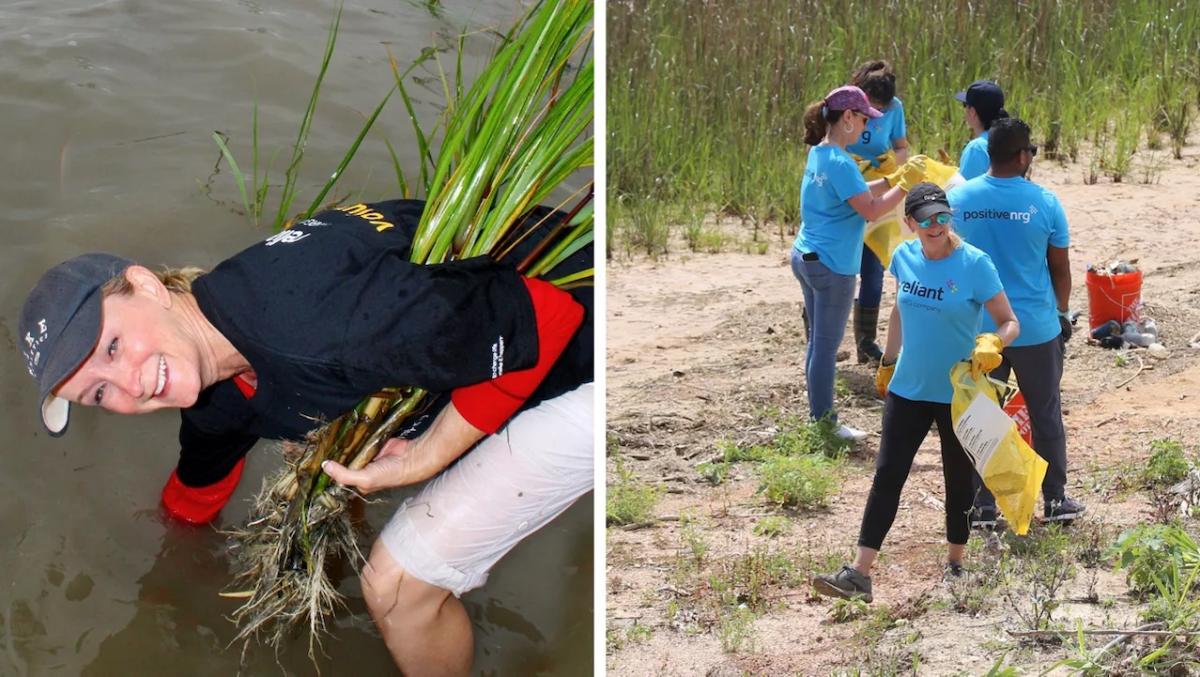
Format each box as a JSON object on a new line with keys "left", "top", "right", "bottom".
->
{"left": 887, "top": 240, "right": 1004, "bottom": 403}
{"left": 948, "top": 175, "right": 1070, "bottom": 346}
{"left": 792, "top": 144, "right": 870, "bottom": 275}
{"left": 958, "top": 131, "right": 990, "bottom": 180}
{"left": 848, "top": 97, "right": 907, "bottom": 163}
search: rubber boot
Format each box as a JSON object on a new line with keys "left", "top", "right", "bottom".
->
{"left": 854, "top": 303, "right": 883, "bottom": 364}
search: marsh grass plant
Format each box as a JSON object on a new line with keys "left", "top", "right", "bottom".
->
{"left": 608, "top": 0, "right": 1200, "bottom": 250}
{"left": 220, "top": 0, "right": 594, "bottom": 657}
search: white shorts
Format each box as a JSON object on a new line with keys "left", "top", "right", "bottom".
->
{"left": 379, "top": 383, "right": 594, "bottom": 596}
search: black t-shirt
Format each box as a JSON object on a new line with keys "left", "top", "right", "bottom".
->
{"left": 176, "top": 199, "right": 593, "bottom": 486}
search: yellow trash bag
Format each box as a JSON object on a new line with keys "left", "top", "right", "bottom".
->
{"left": 859, "top": 153, "right": 963, "bottom": 269}
{"left": 948, "top": 362, "right": 1048, "bottom": 536}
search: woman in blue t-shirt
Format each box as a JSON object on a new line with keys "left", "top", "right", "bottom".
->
{"left": 955, "top": 80, "right": 1009, "bottom": 180}
{"left": 791, "top": 85, "right": 928, "bottom": 442}
{"left": 846, "top": 60, "right": 910, "bottom": 365}
{"left": 812, "top": 183, "right": 1019, "bottom": 602}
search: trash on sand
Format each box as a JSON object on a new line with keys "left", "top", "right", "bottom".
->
{"left": 1122, "top": 321, "right": 1156, "bottom": 347}
{"left": 1091, "top": 320, "right": 1121, "bottom": 341}
{"left": 1087, "top": 259, "right": 1140, "bottom": 276}
{"left": 1148, "top": 343, "right": 1170, "bottom": 360}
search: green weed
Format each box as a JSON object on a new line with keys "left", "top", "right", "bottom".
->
{"left": 696, "top": 460, "right": 730, "bottom": 485}
{"left": 1144, "top": 438, "right": 1190, "bottom": 487}
{"left": 1109, "top": 523, "right": 1200, "bottom": 597}
{"left": 757, "top": 455, "right": 840, "bottom": 510}
{"left": 606, "top": 457, "right": 663, "bottom": 526}
{"left": 716, "top": 605, "right": 756, "bottom": 654}
{"left": 829, "top": 597, "right": 870, "bottom": 623}
{"left": 752, "top": 515, "right": 790, "bottom": 538}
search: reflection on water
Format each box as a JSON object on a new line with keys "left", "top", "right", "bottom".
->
{"left": 0, "top": 1, "right": 592, "bottom": 674}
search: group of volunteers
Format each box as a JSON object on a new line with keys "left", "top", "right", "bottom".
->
{"left": 20, "top": 200, "right": 593, "bottom": 675}
{"left": 788, "top": 61, "right": 1082, "bottom": 603}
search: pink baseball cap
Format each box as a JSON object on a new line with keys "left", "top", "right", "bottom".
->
{"left": 824, "top": 85, "right": 883, "bottom": 118}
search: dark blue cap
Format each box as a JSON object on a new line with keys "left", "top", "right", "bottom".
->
{"left": 20, "top": 253, "right": 134, "bottom": 436}
{"left": 954, "top": 80, "right": 1005, "bottom": 116}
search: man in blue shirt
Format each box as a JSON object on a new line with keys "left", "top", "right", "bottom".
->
{"left": 947, "top": 117, "right": 1083, "bottom": 526}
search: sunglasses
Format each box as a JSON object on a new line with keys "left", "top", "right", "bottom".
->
{"left": 916, "top": 212, "right": 953, "bottom": 229}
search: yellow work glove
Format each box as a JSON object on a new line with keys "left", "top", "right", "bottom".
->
{"left": 874, "top": 150, "right": 898, "bottom": 176}
{"left": 970, "top": 333, "right": 1004, "bottom": 379}
{"left": 885, "top": 155, "right": 928, "bottom": 191}
{"left": 875, "top": 358, "right": 897, "bottom": 398}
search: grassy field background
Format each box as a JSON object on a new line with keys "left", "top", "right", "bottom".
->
{"left": 607, "top": 0, "right": 1200, "bottom": 253}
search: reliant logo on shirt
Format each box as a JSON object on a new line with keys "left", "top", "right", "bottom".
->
{"left": 958, "top": 204, "right": 1038, "bottom": 224}
{"left": 900, "top": 279, "right": 945, "bottom": 300}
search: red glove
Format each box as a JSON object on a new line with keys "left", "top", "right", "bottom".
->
{"left": 162, "top": 372, "right": 257, "bottom": 524}
{"left": 161, "top": 457, "right": 246, "bottom": 525}
{"left": 451, "top": 277, "right": 584, "bottom": 434}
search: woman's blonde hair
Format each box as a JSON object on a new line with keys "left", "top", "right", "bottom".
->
{"left": 101, "top": 266, "right": 206, "bottom": 296}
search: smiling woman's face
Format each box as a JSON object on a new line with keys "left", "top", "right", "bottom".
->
{"left": 54, "top": 267, "right": 206, "bottom": 415}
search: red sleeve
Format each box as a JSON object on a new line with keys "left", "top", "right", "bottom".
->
{"left": 451, "top": 277, "right": 583, "bottom": 433}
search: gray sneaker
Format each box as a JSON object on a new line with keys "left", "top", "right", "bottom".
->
{"left": 812, "top": 565, "right": 872, "bottom": 603}
{"left": 943, "top": 561, "right": 966, "bottom": 582}
{"left": 1044, "top": 496, "right": 1086, "bottom": 523}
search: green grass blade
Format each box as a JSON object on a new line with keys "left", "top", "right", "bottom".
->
{"left": 302, "top": 87, "right": 395, "bottom": 218}
{"left": 546, "top": 267, "right": 593, "bottom": 287}
{"left": 382, "top": 134, "right": 410, "bottom": 199}
{"left": 211, "top": 131, "right": 252, "bottom": 217}
{"left": 273, "top": 2, "right": 343, "bottom": 230}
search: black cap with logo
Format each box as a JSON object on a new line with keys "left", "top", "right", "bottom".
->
{"left": 19, "top": 253, "right": 133, "bottom": 436}
{"left": 903, "top": 182, "right": 953, "bottom": 223}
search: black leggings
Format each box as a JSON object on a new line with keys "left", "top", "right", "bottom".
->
{"left": 858, "top": 393, "right": 975, "bottom": 550}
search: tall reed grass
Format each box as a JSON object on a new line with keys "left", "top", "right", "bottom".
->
{"left": 608, "top": 0, "right": 1200, "bottom": 245}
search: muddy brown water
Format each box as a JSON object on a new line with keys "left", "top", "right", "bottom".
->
{"left": 0, "top": 1, "right": 592, "bottom": 674}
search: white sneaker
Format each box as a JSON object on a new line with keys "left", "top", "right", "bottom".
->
{"left": 835, "top": 424, "right": 869, "bottom": 443}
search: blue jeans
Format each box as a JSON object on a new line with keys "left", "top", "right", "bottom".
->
{"left": 791, "top": 249, "right": 856, "bottom": 422}
{"left": 858, "top": 244, "right": 884, "bottom": 307}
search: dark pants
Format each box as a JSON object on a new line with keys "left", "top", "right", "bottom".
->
{"left": 858, "top": 394, "right": 976, "bottom": 550}
{"left": 857, "top": 243, "right": 884, "bottom": 307}
{"left": 973, "top": 337, "right": 1068, "bottom": 507}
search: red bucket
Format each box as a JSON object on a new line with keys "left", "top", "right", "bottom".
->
{"left": 1085, "top": 269, "right": 1142, "bottom": 329}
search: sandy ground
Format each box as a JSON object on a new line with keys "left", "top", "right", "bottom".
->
{"left": 605, "top": 142, "right": 1200, "bottom": 675}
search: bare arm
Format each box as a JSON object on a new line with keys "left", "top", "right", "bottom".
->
{"left": 882, "top": 283, "right": 902, "bottom": 362}
{"left": 848, "top": 185, "right": 906, "bottom": 222}
{"left": 1047, "top": 246, "right": 1072, "bottom": 313}
{"left": 984, "top": 291, "right": 1020, "bottom": 347}
{"left": 892, "top": 138, "right": 909, "bottom": 164}
{"left": 867, "top": 177, "right": 891, "bottom": 197}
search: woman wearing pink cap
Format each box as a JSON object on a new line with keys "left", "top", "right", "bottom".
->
{"left": 791, "top": 85, "right": 927, "bottom": 441}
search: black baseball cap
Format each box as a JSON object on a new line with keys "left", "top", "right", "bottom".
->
{"left": 954, "top": 80, "right": 1005, "bottom": 115}
{"left": 904, "top": 182, "right": 953, "bottom": 223}
{"left": 19, "top": 253, "right": 134, "bottom": 436}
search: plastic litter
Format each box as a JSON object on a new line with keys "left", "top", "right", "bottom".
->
{"left": 1148, "top": 343, "right": 1170, "bottom": 360}
{"left": 949, "top": 363, "right": 1047, "bottom": 536}
{"left": 1091, "top": 320, "right": 1121, "bottom": 340}
{"left": 1122, "top": 321, "right": 1155, "bottom": 348}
